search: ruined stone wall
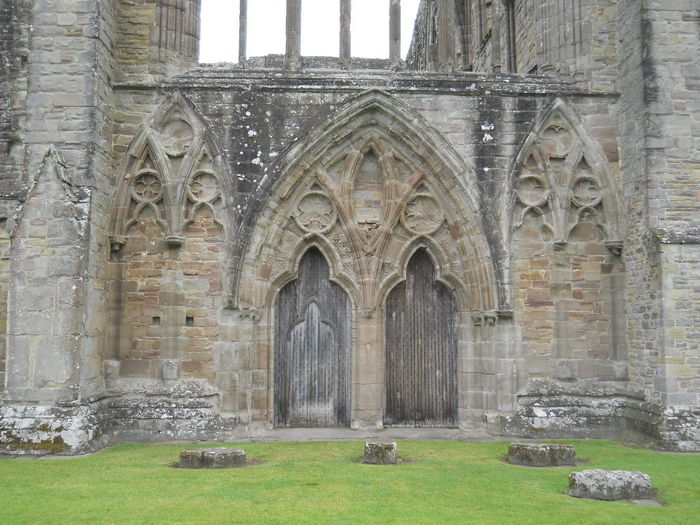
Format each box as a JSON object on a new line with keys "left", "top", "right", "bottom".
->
{"left": 1, "top": 0, "right": 118, "bottom": 404}
{"left": 101, "top": 71, "right": 625, "bottom": 433}
{"left": 1, "top": 0, "right": 699, "bottom": 454}
{"left": 116, "top": 0, "right": 201, "bottom": 83}
{"left": 0, "top": 0, "right": 30, "bottom": 197}
{"left": 409, "top": 0, "right": 619, "bottom": 89}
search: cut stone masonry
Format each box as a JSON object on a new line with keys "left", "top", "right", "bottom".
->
{"left": 0, "top": 0, "right": 698, "bottom": 454}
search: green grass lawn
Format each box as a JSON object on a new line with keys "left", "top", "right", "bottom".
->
{"left": 1, "top": 440, "right": 698, "bottom": 524}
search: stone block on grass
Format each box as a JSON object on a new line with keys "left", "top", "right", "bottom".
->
{"left": 507, "top": 442, "right": 576, "bottom": 467}
{"left": 178, "top": 448, "right": 247, "bottom": 469}
{"left": 569, "top": 469, "right": 653, "bottom": 501}
{"left": 363, "top": 441, "right": 397, "bottom": 465}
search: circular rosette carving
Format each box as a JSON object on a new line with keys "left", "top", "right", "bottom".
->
{"left": 515, "top": 175, "right": 548, "bottom": 208}
{"left": 188, "top": 172, "right": 220, "bottom": 202}
{"left": 295, "top": 192, "right": 337, "bottom": 234}
{"left": 159, "top": 118, "right": 194, "bottom": 157}
{"left": 541, "top": 124, "right": 573, "bottom": 158}
{"left": 131, "top": 172, "right": 163, "bottom": 202}
{"left": 572, "top": 177, "right": 602, "bottom": 208}
{"left": 402, "top": 194, "right": 444, "bottom": 235}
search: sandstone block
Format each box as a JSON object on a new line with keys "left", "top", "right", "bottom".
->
{"left": 569, "top": 469, "right": 653, "bottom": 501}
{"left": 178, "top": 448, "right": 247, "bottom": 469}
{"left": 363, "top": 441, "right": 397, "bottom": 465}
{"left": 507, "top": 443, "right": 576, "bottom": 467}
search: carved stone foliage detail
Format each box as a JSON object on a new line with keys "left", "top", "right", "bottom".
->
{"left": 403, "top": 194, "right": 444, "bottom": 235}
{"left": 511, "top": 106, "right": 622, "bottom": 245}
{"left": 295, "top": 192, "right": 337, "bottom": 234}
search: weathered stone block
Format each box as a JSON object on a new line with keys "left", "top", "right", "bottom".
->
{"left": 363, "top": 441, "right": 397, "bottom": 465}
{"left": 507, "top": 442, "right": 576, "bottom": 467}
{"left": 569, "top": 469, "right": 653, "bottom": 501}
{"left": 178, "top": 448, "right": 247, "bottom": 469}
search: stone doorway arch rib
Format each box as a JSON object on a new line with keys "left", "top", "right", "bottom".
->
{"left": 235, "top": 90, "right": 503, "bottom": 428}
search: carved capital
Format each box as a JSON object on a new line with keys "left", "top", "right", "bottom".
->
{"left": 166, "top": 234, "right": 186, "bottom": 248}
{"left": 110, "top": 235, "right": 127, "bottom": 253}
{"left": 605, "top": 240, "right": 623, "bottom": 256}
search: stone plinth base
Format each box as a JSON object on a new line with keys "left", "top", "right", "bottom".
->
{"left": 507, "top": 442, "right": 576, "bottom": 467}
{"left": 179, "top": 448, "right": 247, "bottom": 469}
{"left": 363, "top": 441, "right": 397, "bottom": 464}
{"left": 569, "top": 469, "right": 653, "bottom": 501}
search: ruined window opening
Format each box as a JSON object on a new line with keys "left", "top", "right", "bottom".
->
{"left": 186, "top": 316, "right": 195, "bottom": 327}
{"left": 152, "top": 316, "right": 161, "bottom": 325}
{"left": 351, "top": 0, "right": 391, "bottom": 58}
{"left": 301, "top": 0, "right": 340, "bottom": 57}
{"left": 248, "top": 0, "right": 287, "bottom": 57}
{"left": 199, "top": 0, "right": 421, "bottom": 65}
{"left": 199, "top": 0, "right": 239, "bottom": 63}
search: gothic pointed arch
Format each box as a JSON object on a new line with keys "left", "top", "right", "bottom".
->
{"left": 110, "top": 93, "right": 231, "bottom": 251}
{"left": 504, "top": 97, "right": 624, "bottom": 246}
{"left": 504, "top": 97, "right": 627, "bottom": 369}
{"left": 235, "top": 89, "right": 498, "bottom": 316}
{"left": 106, "top": 94, "right": 229, "bottom": 384}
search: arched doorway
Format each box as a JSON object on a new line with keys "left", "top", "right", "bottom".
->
{"left": 274, "top": 248, "right": 352, "bottom": 427}
{"left": 384, "top": 249, "right": 458, "bottom": 427}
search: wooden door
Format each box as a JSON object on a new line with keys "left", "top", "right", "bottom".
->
{"left": 384, "top": 249, "right": 457, "bottom": 427}
{"left": 274, "top": 248, "right": 351, "bottom": 427}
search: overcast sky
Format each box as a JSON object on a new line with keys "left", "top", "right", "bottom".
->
{"left": 199, "top": 0, "right": 422, "bottom": 63}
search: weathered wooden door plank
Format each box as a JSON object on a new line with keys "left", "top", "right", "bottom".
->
{"left": 385, "top": 249, "right": 457, "bottom": 427}
{"left": 274, "top": 248, "right": 351, "bottom": 428}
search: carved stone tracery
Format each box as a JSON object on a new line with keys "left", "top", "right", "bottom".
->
{"left": 238, "top": 92, "right": 497, "bottom": 317}
{"left": 402, "top": 193, "right": 444, "bottom": 235}
{"left": 510, "top": 101, "right": 623, "bottom": 245}
{"left": 111, "top": 94, "right": 227, "bottom": 249}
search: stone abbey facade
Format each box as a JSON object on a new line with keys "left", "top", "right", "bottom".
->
{"left": 1, "top": 0, "right": 699, "bottom": 454}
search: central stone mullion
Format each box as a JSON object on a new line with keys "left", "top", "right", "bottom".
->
{"left": 352, "top": 311, "right": 383, "bottom": 427}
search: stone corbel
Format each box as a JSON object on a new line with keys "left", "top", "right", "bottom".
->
{"left": 238, "top": 308, "right": 261, "bottom": 322}
{"left": 110, "top": 235, "right": 126, "bottom": 254}
{"left": 605, "top": 240, "right": 623, "bottom": 256}
{"left": 472, "top": 309, "right": 514, "bottom": 327}
{"left": 166, "top": 234, "right": 186, "bottom": 248}
{"left": 553, "top": 240, "right": 568, "bottom": 252}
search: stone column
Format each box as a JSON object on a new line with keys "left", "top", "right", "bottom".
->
{"left": 491, "top": 0, "right": 502, "bottom": 72}
{"left": 285, "top": 0, "right": 302, "bottom": 70}
{"left": 389, "top": 0, "right": 401, "bottom": 67}
{"left": 340, "top": 0, "right": 351, "bottom": 69}
{"left": 239, "top": 0, "right": 247, "bottom": 65}
{"left": 437, "top": 0, "right": 453, "bottom": 72}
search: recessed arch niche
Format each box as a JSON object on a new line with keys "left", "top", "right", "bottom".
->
{"left": 236, "top": 90, "right": 502, "bottom": 427}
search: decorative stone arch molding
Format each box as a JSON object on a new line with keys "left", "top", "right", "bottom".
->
{"left": 106, "top": 94, "right": 231, "bottom": 385}
{"left": 234, "top": 90, "right": 504, "bottom": 428}
{"left": 236, "top": 89, "right": 498, "bottom": 316}
{"left": 110, "top": 93, "right": 231, "bottom": 253}
{"left": 503, "top": 97, "right": 625, "bottom": 248}
{"left": 503, "top": 97, "right": 628, "bottom": 377}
